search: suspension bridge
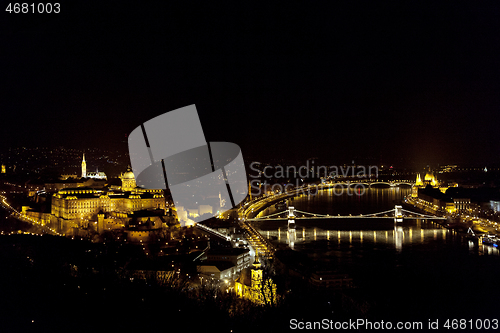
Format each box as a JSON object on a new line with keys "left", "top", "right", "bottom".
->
{"left": 246, "top": 205, "right": 446, "bottom": 224}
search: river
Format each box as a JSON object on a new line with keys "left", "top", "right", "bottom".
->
{"left": 254, "top": 187, "right": 500, "bottom": 322}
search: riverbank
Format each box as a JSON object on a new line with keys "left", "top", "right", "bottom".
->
{"left": 402, "top": 195, "right": 497, "bottom": 237}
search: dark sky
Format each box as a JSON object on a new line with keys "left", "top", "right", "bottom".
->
{"left": 1, "top": 1, "right": 500, "bottom": 167}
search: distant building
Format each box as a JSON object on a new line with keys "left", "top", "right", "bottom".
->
{"left": 424, "top": 168, "right": 438, "bottom": 187}
{"left": 415, "top": 173, "right": 423, "bottom": 186}
{"left": 491, "top": 200, "right": 500, "bottom": 213}
{"left": 60, "top": 174, "right": 78, "bottom": 180}
{"left": 453, "top": 198, "right": 471, "bottom": 213}
{"left": 413, "top": 173, "right": 423, "bottom": 197}
{"left": 412, "top": 168, "right": 446, "bottom": 198}
{"left": 439, "top": 165, "right": 458, "bottom": 173}
{"left": 81, "top": 154, "right": 107, "bottom": 179}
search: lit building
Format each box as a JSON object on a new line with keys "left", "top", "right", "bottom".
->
{"left": 120, "top": 166, "right": 137, "bottom": 191}
{"left": 439, "top": 165, "right": 458, "bottom": 173}
{"left": 412, "top": 173, "right": 422, "bottom": 197}
{"left": 412, "top": 173, "right": 423, "bottom": 197}
{"left": 50, "top": 166, "right": 166, "bottom": 234}
{"left": 60, "top": 174, "right": 78, "bottom": 180}
{"left": 86, "top": 170, "right": 107, "bottom": 179}
{"left": 51, "top": 185, "right": 165, "bottom": 220}
{"left": 412, "top": 168, "right": 442, "bottom": 197}
{"left": 197, "top": 262, "right": 236, "bottom": 280}
{"left": 415, "top": 173, "right": 423, "bottom": 186}
{"left": 204, "top": 248, "right": 251, "bottom": 273}
{"left": 82, "top": 154, "right": 86, "bottom": 178}
{"left": 81, "top": 154, "right": 107, "bottom": 179}
{"left": 424, "top": 169, "right": 438, "bottom": 187}
{"left": 453, "top": 198, "right": 471, "bottom": 213}
{"left": 234, "top": 255, "right": 277, "bottom": 305}
{"left": 490, "top": 200, "right": 500, "bottom": 213}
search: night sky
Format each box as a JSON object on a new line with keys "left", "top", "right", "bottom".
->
{"left": 2, "top": 1, "right": 500, "bottom": 167}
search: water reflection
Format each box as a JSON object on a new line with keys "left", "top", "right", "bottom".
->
{"left": 262, "top": 221, "right": 499, "bottom": 256}
{"left": 394, "top": 225, "right": 403, "bottom": 252}
{"left": 287, "top": 228, "right": 296, "bottom": 250}
{"left": 263, "top": 219, "right": 457, "bottom": 251}
{"left": 255, "top": 188, "right": 499, "bottom": 256}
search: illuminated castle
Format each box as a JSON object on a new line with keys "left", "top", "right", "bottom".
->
{"left": 120, "top": 166, "right": 137, "bottom": 192}
{"left": 51, "top": 166, "right": 166, "bottom": 233}
{"left": 235, "top": 254, "right": 277, "bottom": 305}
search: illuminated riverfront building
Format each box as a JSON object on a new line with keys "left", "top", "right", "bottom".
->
{"left": 412, "top": 168, "right": 441, "bottom": 197}
{"left": 412, "top": 173, "right": 423, "bottom": 197}
{"left": 424, "top": 169, "right": 438, "bottom": 187}
{"left": 415, "top": 173, "right": 423, "bottom": 186}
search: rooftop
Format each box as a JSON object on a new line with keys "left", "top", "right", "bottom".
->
{"left": 198, "top": 261, "right": 236, "bottom": 272}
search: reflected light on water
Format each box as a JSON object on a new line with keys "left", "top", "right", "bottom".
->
{"left": 254, "top": 188, "right": 498, "bottom": 256}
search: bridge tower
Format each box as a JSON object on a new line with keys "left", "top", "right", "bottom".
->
{"left": 288, "top": 206, "right": 296, "bottom": 229}
{"left": 394, "top": 205, "right": 403, "bottom": 223}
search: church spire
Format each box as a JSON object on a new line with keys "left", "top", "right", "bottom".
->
{"left": 81, "top": 153, "right": 87, "bottom": 178}
{"left": 415, "top": 173, "right": 423, "bottom": 186}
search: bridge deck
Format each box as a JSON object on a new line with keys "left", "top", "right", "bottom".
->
{"left": 247, "top": 216, "right": 446, "bottom": 221}
{"left": 246, "top": 207, "right": 446, "bottom": 221}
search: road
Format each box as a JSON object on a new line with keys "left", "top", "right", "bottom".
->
{"left": 0, "top": 194, "right": 61, "bottom": 236}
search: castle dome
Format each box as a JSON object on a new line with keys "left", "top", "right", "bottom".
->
{"left": 122, "top": 167, "right": 135, "bottom": 180}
